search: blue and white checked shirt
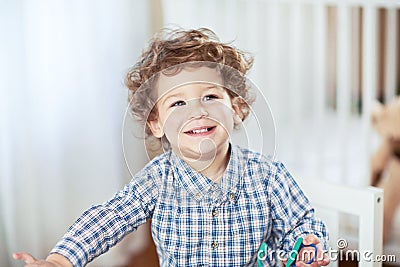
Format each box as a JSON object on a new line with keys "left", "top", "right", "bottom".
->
{"left": 51, "top": 144, "right": 328, "bottom": 266}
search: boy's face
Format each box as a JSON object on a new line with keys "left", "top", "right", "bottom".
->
{"left": 148, "top": 67, "right": 241, "bottom": 160}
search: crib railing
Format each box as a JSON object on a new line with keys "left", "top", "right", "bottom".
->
{"left": 298, "top": 177, "right": 384, "bottom": 267}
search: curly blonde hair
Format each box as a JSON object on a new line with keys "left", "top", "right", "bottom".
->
{"left": 125, "top": 28, "right": 255, "bottom": 140}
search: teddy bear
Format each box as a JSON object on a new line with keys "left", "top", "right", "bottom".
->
{"left": 370, "top": 96, "right": 400, "bottom": 244}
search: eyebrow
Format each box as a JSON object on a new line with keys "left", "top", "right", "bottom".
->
{"left": 160, "top": 92, "right": 185, "bottom": 106}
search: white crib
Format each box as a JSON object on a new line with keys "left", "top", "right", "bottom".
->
{"left": 298, "top": 177, "right": 384, "bottom": 267}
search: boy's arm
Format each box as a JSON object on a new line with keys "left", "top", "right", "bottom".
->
{"left": 13, "top": 165, "right": 160, "bottom": 267}
{"left": 268, "top": 162, "right": 329, "bottom": 254}
{"left": 46, "top": 253, "right": 73, "bottom": 267}
{"left": 48, "top": 168, "right": 159, "bottom": 266}
{"left": 13, "top": 252, "right": 72, "bottom": 267}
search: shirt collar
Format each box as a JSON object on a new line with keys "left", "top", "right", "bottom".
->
{"left": 168, "top": 144, "right": 245, "bottom": 203}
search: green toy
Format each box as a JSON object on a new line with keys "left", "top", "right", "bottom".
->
{"left": 258, "top": 237, "right": 317, "bottom": 266}
{"left": 257, "top": 242, "right": 268, "bottom": 267}
{"left": 286, "top": 237, "right": 318, "bottom": 267}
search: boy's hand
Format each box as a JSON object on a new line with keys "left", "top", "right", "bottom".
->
{"left": 13, "top": 252, "right": 72, "bottom": 267}
{"left": 296, "top": 235, "right": 330, "bottom": 267}
{"left": 13, "top": 252, "right": 56, "bottom": 267}
{"left": 282, "top": 234, "right": 330, "bottom": 267}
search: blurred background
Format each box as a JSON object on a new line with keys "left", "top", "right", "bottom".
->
{"left": 1, "top": 0, "right": 399, "bottom": 266}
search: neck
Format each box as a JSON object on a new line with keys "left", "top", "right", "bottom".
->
{"left": 179, "top": 142, "right": 230, "bottom": 182}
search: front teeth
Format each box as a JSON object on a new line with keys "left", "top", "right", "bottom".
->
{"left": 192, "top": 128, "right": 209, "bottom": 134}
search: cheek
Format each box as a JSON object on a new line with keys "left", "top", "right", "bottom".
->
{"left": 162, "top": 110, "right": 186, "bottom": 137}
{"left": 208, "top": 103, "right": 235, "bottom": 130}
{"left": 209, "top": 113, "right": 235, "bottom": 135}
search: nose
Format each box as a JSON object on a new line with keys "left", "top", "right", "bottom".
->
{"left": 187, "top": 98, "right": 209, "bottom": 119}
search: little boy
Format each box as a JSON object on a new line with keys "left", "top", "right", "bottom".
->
{"left": 14, "top": 28, "right": 330, "bottom": 267}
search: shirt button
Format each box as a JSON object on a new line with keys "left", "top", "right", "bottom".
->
{"left": 212, "top": 241, "right": 219, "bottom": 249}
{"left": 212, "top": 209, "right": 218, "bottom": 217}
{"left": 212, "top": 184, "right": 217, "bottom": 190}
{"left": 230, "top": 193, "right": 236, "bottom": 200}
{"left": 195, "top": 192, "right": 201, "bottom": 197}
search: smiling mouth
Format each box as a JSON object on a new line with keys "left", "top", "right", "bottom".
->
{"left": 184, "top": 126, "right": 216, "bottom": 136}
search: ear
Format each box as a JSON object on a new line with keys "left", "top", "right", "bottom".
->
{"left": 147, "top": 118, "right": 164, "bottom": 138}
{"left": 232, "top": 97, "right": 244, "bottom": 125}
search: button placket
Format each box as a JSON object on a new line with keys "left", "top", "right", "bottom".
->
{"left": 210, "top": 199, "right": 221, "bottom": 255}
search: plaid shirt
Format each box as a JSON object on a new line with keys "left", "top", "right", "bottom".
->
{"left": 51, "top": 144, "right": 328, "bottom": 266}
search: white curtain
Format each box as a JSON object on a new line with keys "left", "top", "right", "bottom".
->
{"left": 0, "top": 0, "right": 151, "bottom": 266}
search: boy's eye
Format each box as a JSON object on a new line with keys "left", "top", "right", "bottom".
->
{"left": 203, "top": 94, "right": 218, "bottom": 101}
{"left": 170, "top": 100, "right": 186, "bottom": 107}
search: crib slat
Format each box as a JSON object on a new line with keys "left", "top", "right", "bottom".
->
{"left": 312, "top": 4, "right": 327, "bottom": 180}
{"left": 359, "top": 187, "right": 384, "bottom": 267}
{"left": 384, "top": 8, "right": 398, "bottom": 103}
{"left": 336, "top": 4, "right": 352, "bottom": 183}
{"left": 313, "top": 4, "right": 327, "bottom": 122}
{"left": 361, "top": 4, "right": 378, "bottom": 184}
{"left": 337, "top": 4, "right": 352, "bottom": 116}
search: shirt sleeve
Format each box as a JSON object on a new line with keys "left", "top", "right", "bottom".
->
{"left": 49, "top": 166, "right": 160, "bottom": 267}
{"left": 268, "top": 161, "right": 329, "bottom": 256}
